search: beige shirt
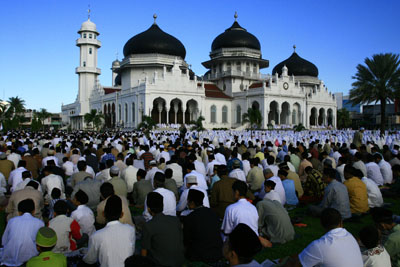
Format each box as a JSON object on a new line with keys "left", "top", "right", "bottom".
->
{"left": 6, "top": 186, "right": 44, "bottom": 221}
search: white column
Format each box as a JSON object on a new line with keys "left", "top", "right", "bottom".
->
{"left": 277, "top": 109, "right": 281, "bottom": 125}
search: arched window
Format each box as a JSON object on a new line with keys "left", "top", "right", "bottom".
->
{"left": 89, "top": 34, "right": 92, "bottom": 39}
{"left": 222, "top": 106, "right": 228, "bottom": 123}
{"left": 125, "top": 103, "right": 128, "bottom": 122}
{"left": 236, "top": 105, "right": 242, "bottom": 123}
{"left": 132, "top": 102, "right": 135, "bottom": 123}
{"left": 89, "top": 48, "right": 92, "bottom": 54}
{"left": 211, "top": 105, "right": 216, "bottom": 123}
{"left": 83, "top": 33, "right": 87, "bottom": 38}
{"left": 292, "top": 109, "right": 297, "bottom": 125}
{"left": 83, "top": 61, "right": 86, "bottom": 67}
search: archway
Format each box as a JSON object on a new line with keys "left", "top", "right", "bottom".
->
{"left": 318, "top": 108, "right": 326, "bottom": 126}
{"left": 151, "top": 97, "right": 167, "bottom": 124}
{"left": 169, "top": 98, "right": 183, "bottom": 124}
{"left": 327, "top": 108, "right": 334, "bottom": 126}
{"left": 293, "top": 103, "right": 301, "bottom": 125}
{"left": 186, "top": 99, "right": 199, "bottom": 123}
{"left": 310, "top": 107, "right": 317, "bottom": 126}
{"left": 252, "top": 101, "right": 260, "bottom": 110}
{"left": 268, "top": 101, "right": 279, "bottom": 124}
{"left": 280, "top": 102, "right": 290, "bottom": 125}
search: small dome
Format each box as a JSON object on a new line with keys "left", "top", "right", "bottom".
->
{"left": 272, "top": 51, "right": 318, "bottom": 77}
{"left": 112, "top": 60, "right": 120, "bottom": 67}
{"left": 123, "top": 22, "right": 186, "bottom": 59}
{"left": 78, "top": 19, "right": 98, "bottom": 34}
{"left": 211, "top": 21, "right": 261, "bottom": 51}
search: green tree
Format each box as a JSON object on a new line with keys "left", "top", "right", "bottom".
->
{"left": 242, "top": 108, "right": 263, "bottom": 129}
{"left": 35, "top": 108, "right": 51, "bottom": 129}
{"left": 84, "top": 109, "right": 104, "bottom": 130}
{"left": 5, "top": 96, "right": 25, "bottom": 129}
{"left": 190, "top": 115, "right": 205, "bottom": 131}
{"left": 337, "top": 108, "right": 352, "bottom": 129}
{"left": 137, "top": 115, "right": 156, "bottom": 130}
{"left": 349, "top": 53, "right": 400, "bottom": 133}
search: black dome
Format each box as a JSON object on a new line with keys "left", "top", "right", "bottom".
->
{"left": 272, "top": 52, "right": 318, "bottom": 77}
{"left": 123, "top": 23, "right": 186, "bottom": 59}
{"left": 211, "top": 21, "right": 261, "bottom": 51}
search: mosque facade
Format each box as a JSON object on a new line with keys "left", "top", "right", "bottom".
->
{"left": 61, "top": 14, "right": 337, "bottom": 130}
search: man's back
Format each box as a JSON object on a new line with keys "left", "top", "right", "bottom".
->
{"left": 142, "top": 213, "right": 184, "bottom": 267}
{"left": 133, "top": 179, "right": 152, "bottom": 206}
{"left": 84, "top": 221, "right": 135, "bottom": 267}
{"left": 1, "top": 213, "right": 44, "bottom": 266}
{"left": 210, "top": 176, "right": 235, "bottom": 218}
{"left": 321, "top": 180, "right": 351, "bottom": 219}
{"left": 6, "top": 187, "right": 44, "bottom": 220}
{"left": 183, "top": 207, "right": 223, "bottom": 262}
{"left": 246, "top": 166, "right": 264, "bottom": 192}
{"left": 109, "top": 177, "right": 128, "bottom": 197}
{"left": 299, "top": 228, "right": 363, "bottom": 267}
{"left": 344, "top": 177, "right": 369, "bottom": 214}
{"left": 0, "top": 159, "right": 15, "bottom": 179}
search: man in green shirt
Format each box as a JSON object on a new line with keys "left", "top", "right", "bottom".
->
{"left": 27, "top": 227, "right": 66, "bottom": 267}
{"left": 372, "top": 207, "right": 400, "bottom": 267}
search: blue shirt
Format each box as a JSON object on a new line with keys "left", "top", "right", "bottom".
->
{"left": 101, "top": 153, "right": 115, "bottom": 164}
{"left": 226, "top": 158, "right": 243, "bottom": 173}
{"left": 282, "top": 179, "right": 298, "bottom": 206}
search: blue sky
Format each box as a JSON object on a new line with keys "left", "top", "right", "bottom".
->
{"left": 0, "top": 0, "right": 399, "bottom": 113}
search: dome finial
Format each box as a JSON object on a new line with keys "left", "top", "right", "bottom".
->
{"left": 234, "top": 11, "right": 238, "bottom": 21}
{"left": 293, "top": 44, "right": 296, "bottom": 52}
{"left": 87, "top": 4, "right": 91, "bottom": 20}
{"left": 153, "top": 14, "right": 157, "bottom": 24}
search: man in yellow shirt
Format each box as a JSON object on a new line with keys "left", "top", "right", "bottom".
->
{"left": 343, "top": 165, "right": 369, "bottom": 214}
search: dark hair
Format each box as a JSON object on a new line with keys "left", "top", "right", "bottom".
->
{"left": 77, "top": 160, "right": 87, "bottom": 171}
{"left": 359, "top": 225, "right": 380, "bottom": 249}
{"left": 54, "top": 200, "right": 68, "bottom": 215}
{"left": 104, "top": 195, "right": 122, "bottom": 221}
{"left": 106, "top": 159, "right": 114, "bottom": 168}
{"left": 137, "top": 169, "right": 147, "bottom": 179}
{"left": 305, "top": 166, "right": 313, "bottom": 173}
{"left": 22, "top": 171, "right": 31, "bottom": 179}
{"left": 187, "top": 189, "right": 204, "bottom": 207}
{"left": 217, "top": 164, "right": 228, "bottom": 176}
{"left": 124, "top": 255, "right": 156, "bottom": 267}
{"left": 320, "top": 208, "right": 342, "bottom": 230}
{"left": 100, "top": 182, "right": 114, "bottom": 199}
{"left": 267, "top": 156, "right": 274, "bottom": 165}
{"left": 165, "top": 168, "right": 173, "bottom": 179}
{"left": 278, "top": 170, "right": 288, "bottom": 177}
{"left": 74, "top": 190, "right": 89, "bottom": 205}
{"left": 232, "top": 180, "right": 247, "bottom": 196}
{"left": 323, "top": 168, "right": 336, "bottom": 179}
{"left": 126, "top": 158, "right": 133, "bottom": 166}
{"left": 229, "top": 224, "right": 261, "bottom": 264}
{"left": 51, "top": 188, "right": 61, "bottom": 199}
{"left": 18, "top": 198, "right": 35, "bottom": 213}
{"left": 153, "top": 172, "right": 166, "bottom": 186}
{"left": 26, "top": 180, "right": 39, "bottom": 190}
{"left": 147, "top": 192, "right": 163, "bottom": 214}
{"left": 17, "top": 160, "right": 27, "bottom": 168}
{"left": 264, "top": 180, "right": 276, "bottom": 189}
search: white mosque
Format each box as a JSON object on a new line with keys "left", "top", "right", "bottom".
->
{"left": 61, "top": 13, "right": 337, "bottom": 130}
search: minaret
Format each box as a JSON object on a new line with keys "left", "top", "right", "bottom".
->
{"left": 75, "top": 10, "right": 101, "bottom": 117}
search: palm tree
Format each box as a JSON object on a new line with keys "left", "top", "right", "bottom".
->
{"left": 349, "top": 53, "right": 400, "bottom": 133}
{"left": 242, "top": 108, "right": 263, "bottom": 129}
{"left": 6, "top": 96, "right": 25, "bottom": 117}
{"left": 35, "top": 108, "right": 51, "bottom": 129}
{"left": 336, "top": 108, "right": 352, "bottom": 129}
{"left": 137, "top": 115, "right": 156, "bottom": 130}
{"left": 84, "top": 109, "right": 104, "bottom": 130}
{"left": 190, "top": 116, "right": 205, "bottom": 131}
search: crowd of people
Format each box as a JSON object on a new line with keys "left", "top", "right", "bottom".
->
{"left": 0, "top": 127, "right": 398, "bottom": 266}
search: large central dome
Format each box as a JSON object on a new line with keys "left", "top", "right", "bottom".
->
{"left": 211, "top": 18, "right": 261, "bottom": 51}
{"left": 123, "top": 17, "right": 186, "bottom": 59}
{"left": 272, "top": 50, "right": 319, "bottom": 77}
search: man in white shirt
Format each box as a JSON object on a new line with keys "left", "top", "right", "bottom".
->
{"left": 221, "top": 180, "right": 259, "bottom": 238}
{"left": 41, "top": 166, "right": 65, "bottom": 200}
{"left": 206, "top": 154, "right": 221, "bottom": 182}
{"left": 176, "top": 176, "right": 209, "bottom": 216}
{"left": 1, "top": 199, "right": 44, "bottom": 266}
{"left": 242, "top": 153, "right": 251, "bottom": 177}
{"left": 229, "top": 160, "right": 246, "bottom": 182}
{"left": 184, "top": 163, "right": 208, "bottom": 191}
{"left": 353, "top": 152, "right": 367, "bottom": 177}
{"left": 42, "top": 149, "right": 59, "bottom": 167}
{"left": 8, "top": 160, "right": 28, "bottom": 192}
{"left": 7, "top": 150, "right": 21, "bottom": 169}
{"left": 84, "top": 195, "right": 136, "bottom": 267}
{"left": 145, "top": 160, "right": 163, "bottom": 187}
{"left": 120, "top": 157, "right": 138, "bottom": 193}
{"left": 71, "top": 190, "right": 95, "bottom": 236}
{"left": 143, "top": 172, "right": 177, "bottom": 221}
{"left": 258, "top": 169, "right": 286, "bottom": 205}
{"left": 296, "top": 208, "right": 363, "bottom": 267}
{"left": 165, "top": 156, "right": 183, "bottom": 187}
{"left": 62, "top": 157, "right": 74, "bottom": 177}
{"left": 353, "top": 169, "right": 384, "bottom": 208}
{"left": 366, "top": 154, "right": 384, "bottom": 186}
{"left": 263, "top": 180, "right": 282, "bottom": 203}
{"left": 374, "top": 153, "right": 393, "bottom": 184}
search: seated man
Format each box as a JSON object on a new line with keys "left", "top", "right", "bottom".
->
{"left": 26, "top": 227, "right": 67, "bottom": 267}
{"left": 223, "top": 223, "right": 262, "bottom": 267}
{"left": 221, "top": 180, "right": 259, "bottom": 238}
{"left": 183, "top": 189, "right": 223, "bottom": 264}
{"left": 1, "top": 199, "right": 45, "bottom": 266}
{"left": 84, "top": 195, "right": 136, "bottom": 266}
{"left": 263, "top": 180, "right": 281, "bottom": 203}
{"left": 358, "top": 225, "right": 391, "bottom": 266}
{"left": 289, "top": 208, "right": 363, "bottom": 267}
{"left": 343, "top": 165, "right": 369, "bottom": 214}
{"left": 141, "top": 192, "right": 185, "bottom": 267}
{"left": 278, "top": 170, "right": 298, "bottom": 206}
{"left": 132, "top": 169, "right": 152, "bottom": 207}
{"left": 176, "top": 175, "right": 209, "bottom": 216}
{"left": 300, "top": 166, "right": 326, "bottom": 203}
{"left": 257, "top": 198, "right": 295, "bottom": 244}
{"left": 371, "top": 207, "right": 400, "bottom": 266}
{"left": 308, "top": 168, "right": 351, "bottom": 220}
